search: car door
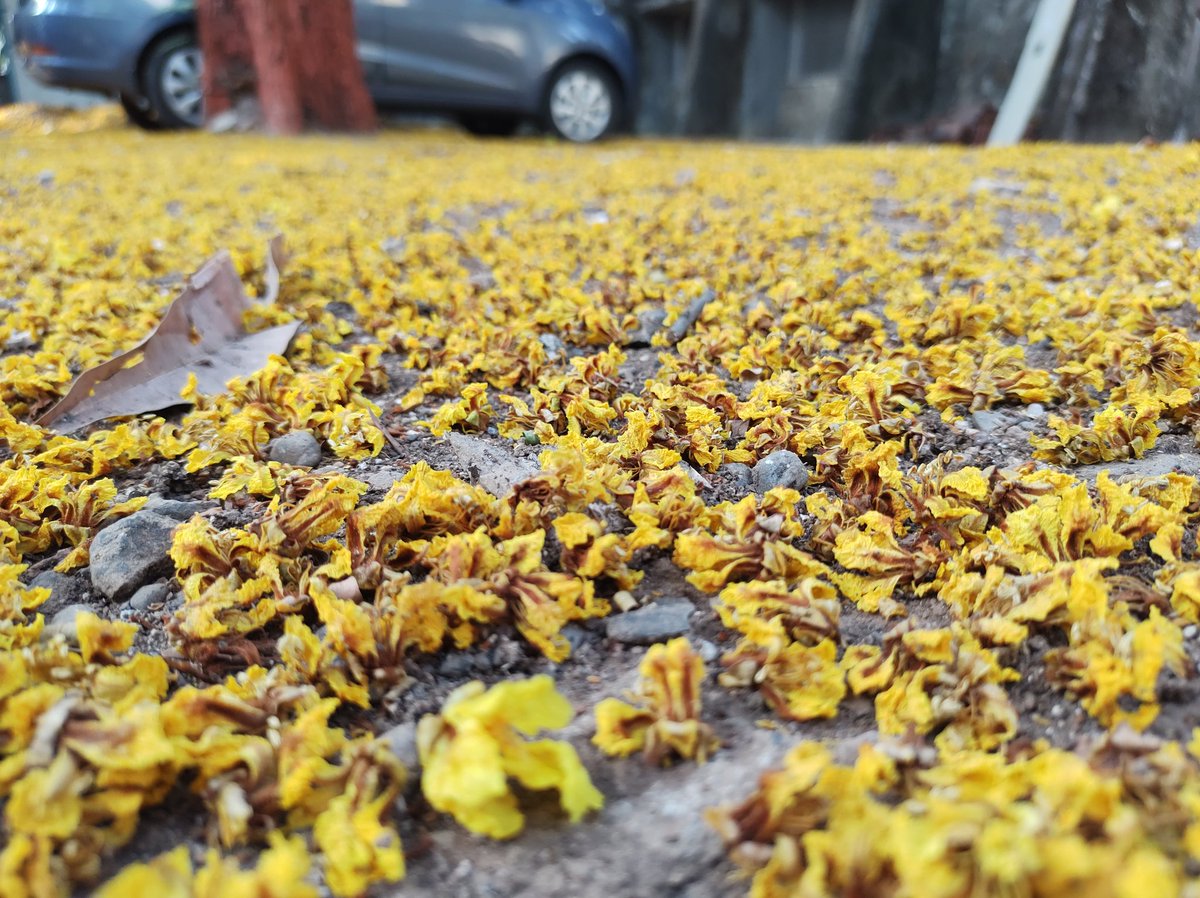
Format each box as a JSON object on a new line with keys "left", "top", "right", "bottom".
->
{"left": 374, "top": 0, "right": 537, "bottom": 108}
{"left": 352, "top": 0, "right": 389, "bottom": 87}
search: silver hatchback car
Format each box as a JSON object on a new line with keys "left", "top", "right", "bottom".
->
{"left": 11, "top": 0, "right": 636, "bottom": 142}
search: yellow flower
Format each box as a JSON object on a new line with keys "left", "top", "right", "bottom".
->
{"left": 418, "top": 676, "right": 602, "bottom": 838}
{"left": 594, "top": 637, "right": 719, "bottom": 764}
{"left": 719, "top": 639, "right": 846, "bottom": 721}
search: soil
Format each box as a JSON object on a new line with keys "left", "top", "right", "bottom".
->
{"left": 15, "top": 147, "right": 1200, "bottom": 898}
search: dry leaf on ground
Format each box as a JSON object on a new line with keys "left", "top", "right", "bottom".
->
{"left": 37, "top": 237, "right": 297, "bottom": 433}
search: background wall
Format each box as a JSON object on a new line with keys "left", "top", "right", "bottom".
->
{"left": 620, "top": 0, "right": 1200, "bottom": 143}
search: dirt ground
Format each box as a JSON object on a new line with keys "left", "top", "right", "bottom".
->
{"left": 5, "top": 112, "right": 1200, "bottom": 897}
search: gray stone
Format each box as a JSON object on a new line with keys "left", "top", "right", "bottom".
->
{"left": 128, "top": 582, "right": 170, "bottom": 611}
{"left": 606, "top": 601, "right": 693, "bottom": 645}
{"left": 722, "top": 462, "right": 753, "bottom": 491}
{"left": 143, "top": 495, "right": 213, "bottom": 521}
{"left": 268, "top": 431, "right": 323, "bottom": 468}
{"left": 695, "top": 639, "right": 720, "bottom": 664}
{"left": 1184, "top": 625, "right": 1198, "bottom": 640}
{"left": 971, "top": 409, "right": 1008, "bottom": 432}
{"left": 489, "top": 638, "right": 524, "bottom": 671}
{"left": 43, "top": 604, "right": 92, "bottom": 643}
{"left": 1073, "top": 452, "right": 1200, "bottom": 482}
{"left": 89, "top": 511, "right": 179, "bottom": 602}
{"left": 363, "top": 468, "right": 403, "bottom": 492}
{"left": 446, "top": 432, "right": 540, "bottom": 497}
{"left": 539, "top": 333, "right": 566, "bottom": 356}
{"left": 437, "top": 653, "right": 475, "bottom": 678}
{"left": 751, "top": 450, "right": 809, "bottom": 493}
{"left": 1024, "top": 403, "right": 1046, "bottom": 418}
{"left": 379, "top": 721, "right": 420, "bottom": 777}
{"left": 30, "top": 570, "right": 84, "bottom": 603}
{"left": 5, "top": 331, "right": 35, "bottom": 351}
{"left": 561, "top": 623, "right": 595, "bottom": 653}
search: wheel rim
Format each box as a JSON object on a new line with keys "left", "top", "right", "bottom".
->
{"left": 160, "top": 46, "right": 203, "bottom": 125}
{"left": 549, "top": 70, "right": 612, "bottom": 142}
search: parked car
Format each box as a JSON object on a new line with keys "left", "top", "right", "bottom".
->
{"left": 10, "top": 0, "right": 635, "bottom": 142}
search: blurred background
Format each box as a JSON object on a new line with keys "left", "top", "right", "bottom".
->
{"left": 619, "top": 0, "right": 1200, "bottom": 143}
{"left": 5, "top": 0, "right": 1200, "bottom": 143}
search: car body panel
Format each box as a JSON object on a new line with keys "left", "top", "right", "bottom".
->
{"left": 12, "top": 1, "right": 192, "bottom": 95}
{"left": 11, "top": 0, "right": 634, "bottom": 121}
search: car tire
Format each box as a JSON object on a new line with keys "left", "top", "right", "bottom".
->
{"left": 143, "top": 33, "right": 204, "bottom": 129}
{"left": 543, "top": 60, "right": 621, "bottom": 143}
{"left": 460, "top": 113, "right": 522, "bottom": 138}
{"left": 120, "top": 93, "right": 163, "bottom": 131}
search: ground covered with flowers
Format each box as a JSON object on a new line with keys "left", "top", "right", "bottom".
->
{"left": 4, "top": 107, "right": 1200, "bottom": 896}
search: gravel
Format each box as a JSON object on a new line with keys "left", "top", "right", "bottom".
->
{"left": 721, "top": 462, "right": 753, "bottom": 491}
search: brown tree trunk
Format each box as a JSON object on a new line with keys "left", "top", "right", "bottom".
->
{"left": 196, "top": 0, "right": 376, "bottom": 134}
{"left": 196, "top": 0, "right": 254, "bottom": 120}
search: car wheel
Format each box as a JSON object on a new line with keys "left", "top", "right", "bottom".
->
{"left": 143, "top": 33, "right": 204, "bottom": 129}
{"left": 460, "top": 113, "right": 522, "bottom": 138}
{"left": 120, "top": 93, "right": 163, "bottom": 131}
{"left": 543, "top": 60, "right": 620, "bottom": 143}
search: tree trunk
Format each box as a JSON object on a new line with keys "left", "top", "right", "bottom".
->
{"left": 196, "top": 0, "right": 254, "bottom": 120}
{"left": 196, "top": 0, "right": 376, "bottom": 134}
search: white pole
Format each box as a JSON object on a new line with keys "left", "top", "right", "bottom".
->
{"left": 987, "top": 0, "right": 1078, "bottom": 147}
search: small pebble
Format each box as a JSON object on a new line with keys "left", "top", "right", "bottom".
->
{"left": 379, "top": 721, "right": 420, "bottom": 779}
{"left": 1024, "top": 403, "right": 1046, "bottom": 418}
{"left": 43, "top": 604, "right": 92, "bottom": 644}
{"left": 1185, "top": 625, "right": 1198, "bottom": 639}
{"left": 695, "top": 639, "right": 720, "bottom": 664}
{"left": 613, "top": 590, "right": 638, "bottom": 612}
{"left": 437, "top": 653, "right": 475, "bottom": 677}
{"left": 268, "top": 431, "right": 323, "bottom": 468}
{"left": 751, "top": 450, "right": 809, "bottom": 493}
{"left": 127, "top": 582, "right": 170, "bottom": 611}
{"left": 606, "top": 601, "right": 692, "bottom": 645}
{"left": 970, "top": 409, "right": 1007, "bottom": 432}
{"left": 143, "top": 495, "right": 213, "bottom": 520}
{"left": 561, "top": 623, "right": 593, "bottom": 653}
{"left": 539, "top": 333, "right": 565, "bottom": 356}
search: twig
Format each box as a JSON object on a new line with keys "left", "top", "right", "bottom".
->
{"left": 369, "top": 408, "right": 405, "bottom": 457}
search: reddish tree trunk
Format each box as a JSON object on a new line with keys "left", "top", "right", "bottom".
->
{"left": 196, "top": 0, "right": 377, "bottom": 134}
{"left": 196, "top": 0, "right": 254, "bottom": 119}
